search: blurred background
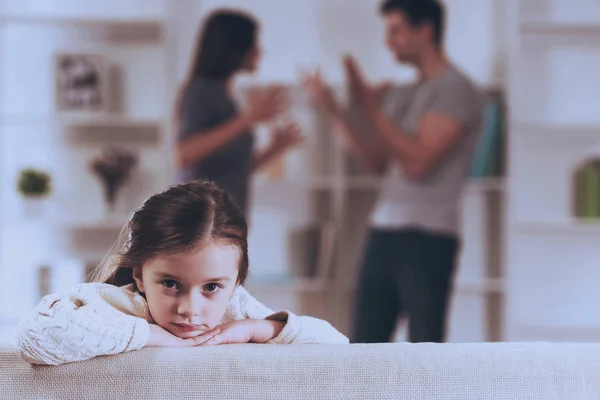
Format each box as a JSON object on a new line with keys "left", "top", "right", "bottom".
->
{"left": 1, "top": 0, "right": 599, "bottom": 346}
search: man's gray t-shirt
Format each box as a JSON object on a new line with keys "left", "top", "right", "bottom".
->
{"left": 177, "top": 78, "right": 254, "bottom": 215}
{"left": 370, "top": 65, "right": 485, "bottom": 235}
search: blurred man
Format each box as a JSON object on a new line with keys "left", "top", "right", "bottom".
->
{"left": 303, "top": 0, "right": 484, "bottom": 343}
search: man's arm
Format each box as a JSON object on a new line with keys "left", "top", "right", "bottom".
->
{"left": 329, "top": 109, "right": 389, "bottom": 176}
{"left": 301, "top": 68, "right": 390, "bottom": 176}
{"left": 363, "top": 102, "right": 464, "bottom": 181}
{"left": 346, "top": 58, "right": 470, "bottom": 181}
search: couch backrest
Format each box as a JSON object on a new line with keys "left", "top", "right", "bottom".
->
{"left": 1, "top": 342, "right": 600, "bottom": 399}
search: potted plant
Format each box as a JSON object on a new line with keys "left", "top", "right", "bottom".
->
{"left": 17, "top": 168, "right": 52, "bottom": 218}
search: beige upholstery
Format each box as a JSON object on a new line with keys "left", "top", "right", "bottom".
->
{"left": 1, "top": 342, "right": 600, "bottom": 399}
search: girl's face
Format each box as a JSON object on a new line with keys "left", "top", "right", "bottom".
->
{"left": 133, "top": 243, "right": 240, "bottom": 339}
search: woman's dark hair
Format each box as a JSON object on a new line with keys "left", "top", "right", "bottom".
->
{"left": 190, "top": 9, "right": 258, "bottom": 80}
{"left": 91, "top": 180, "right": 249, "bottom": 287}
{"left": 173, "top": 9, "right": 258, "bottom": 129}
{"left": 380, "top": 0, "right": 445, "bottom": 47}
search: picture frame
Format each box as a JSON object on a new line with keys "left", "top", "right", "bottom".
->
{"left": 54, "top": 52, "right": 109, "bottom": 114}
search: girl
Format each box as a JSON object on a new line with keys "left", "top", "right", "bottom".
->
{"left": 14, "top": 180, "right": 348, "bottom": 366}
{"left": 175, "top": 9, "right": 303, "bottom": 216}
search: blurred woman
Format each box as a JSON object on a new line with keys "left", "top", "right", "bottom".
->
{"left": 174, "top": 9, "right": 302, "bottom": 215}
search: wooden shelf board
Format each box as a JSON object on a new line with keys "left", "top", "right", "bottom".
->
{"left": 341, "top": 278, "right": 505, "bottom": 295}
{"left": 2, "top": 15, "right": 165, "bottom": 29}
{"left": 454, "top": 278, "right": 506, "bottom": 295}
{"left": 514, "top": 122, "right": 600, "bottom": 137}
{"left": 520, "top": 20, "right": 600, "bottom": 35}
{"left": 346, "top": 177, "right": 505, "bottom": 192}
{"left": 253, "top": 177, "right": 338, "bottom": 190}
{"left": 0, "top": 114, "right": 163, "bottom": 129}
{"left": 516, "top": 325, "right": 600, "bottom": 342}
{"left": 467, "top": 177, "right": 506, "bottom": 192}
{"left": 518, "top": 220, "right": 600, "bottom": 235}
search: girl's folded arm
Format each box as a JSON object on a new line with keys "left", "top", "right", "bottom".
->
{"left": 237, "top": 287, "right": 349, "bottom": 345}
{"left": 14, "top": 285, "right": 150, "bottom": 365}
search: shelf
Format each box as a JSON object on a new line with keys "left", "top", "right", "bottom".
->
{"left": 253, "top": 177, "right": 339, "bottom": 190}
{"left": 346, "top": 177, "right": 381, "bottom": 190}
{"left": 341, "top": 278, "right": 505, "bottom": 295}
{"left": 454, "top": 278, "right": 505, "bottom": 295}
{"left": 62, "top": 114, "right": 163, "bottom": 129}
{"left": 518, "top": 220, "right": 600, "bottom": 235}
{"left": 520, "top": 20, "right": 600, "bottom": 36}
{"left": 2, "top": 15, "right": 165, "bottom": 30}
{"left": 467, "top": 178, "right": 505, "bottom": 192}
{"left": 0, "top": 114, "right": 163, "bottom": 129}
{"left": 346, "top": 177, "right": 505, "bottom": 192}
{"left": 514, "top": 122, "right": 600, "bottom": 138}
{"left": 0, "top": 15, "right": 165, "bottom": 44}
{"left": 516, "top": 325, "right": 600, "bottom": 342}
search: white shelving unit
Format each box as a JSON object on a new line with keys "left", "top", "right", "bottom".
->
{"left": 504, "top": 0, "right": 600, "bottom": 342}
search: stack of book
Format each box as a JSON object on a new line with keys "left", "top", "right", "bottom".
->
{"left": 290, "top": 222, "right": 337, "bottom": 281}
{"left": 469, "top": 92, "right": 505, "bottom": 179}
{"left": 573, "top": 160, "right": 600, "bottom": 220}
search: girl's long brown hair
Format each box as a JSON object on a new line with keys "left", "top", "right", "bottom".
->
{"left": 90, "top": 180, "right": 249, "bottom": 287}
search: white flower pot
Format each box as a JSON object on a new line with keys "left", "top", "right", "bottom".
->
{"left": 21, "top": 196, "right": 47, "bottom": 220}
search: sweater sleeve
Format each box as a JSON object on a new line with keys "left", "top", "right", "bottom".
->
{"left": 235, "top": 287, "right": 349, "bottom": 345}
{"left": 14, "top": 284, "right": 150, "bottom": 365}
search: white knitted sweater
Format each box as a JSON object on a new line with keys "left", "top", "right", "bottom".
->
{"left": 13, "top": 283, "right": 349, "bottom": 365}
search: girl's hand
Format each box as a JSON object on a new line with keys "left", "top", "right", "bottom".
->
{"left": 144, "top": 324, "right": 220, "bottom": 348}
{"left": 200, "top": 319, "right": 285, "bottom": 345}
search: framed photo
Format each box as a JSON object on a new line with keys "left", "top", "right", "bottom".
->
{"left": 54, "top": 52, "right": 108, "bottom": 113}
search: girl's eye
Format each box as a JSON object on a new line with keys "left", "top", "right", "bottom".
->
{"left": 162, "top": 280, "right": 179, "bottom": 290}
{"left": 204, "top": 283, "right": 221, "bottom": 293}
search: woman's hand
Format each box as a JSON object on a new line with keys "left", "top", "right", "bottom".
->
{"left": 300, "top": 68, "right": 341, "bottom": 117}
{"left": 144, "top": 324, "right": 220, "bottom": 348}
{"left": 244, "top": 85, "right": 289, "bottom": 124}
{"left": 267, "top": 121, "right": 304, "bottom": 154}
{"left": 200, "top": 319, "right": 285, "bottom": 345}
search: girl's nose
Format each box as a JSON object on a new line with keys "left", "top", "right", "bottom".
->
{"left": 177, "top": 289, "right": 205, "bottom": 318}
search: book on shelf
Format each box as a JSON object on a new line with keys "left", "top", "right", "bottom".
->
{"left": 314, "top": 222, "right": 336, "bottom": 281}
{"left": 573, "top": 160, "right": 600, "bottom": 220}
{"left": 469, "top": 93, "right": 505, "bottom": 179}
{"left": 292, "top": 222, "right": 337, "bottom": 281}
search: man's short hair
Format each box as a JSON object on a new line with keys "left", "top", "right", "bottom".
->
{"left": 380, "top": 0, "right": 445, "bottom": 46}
